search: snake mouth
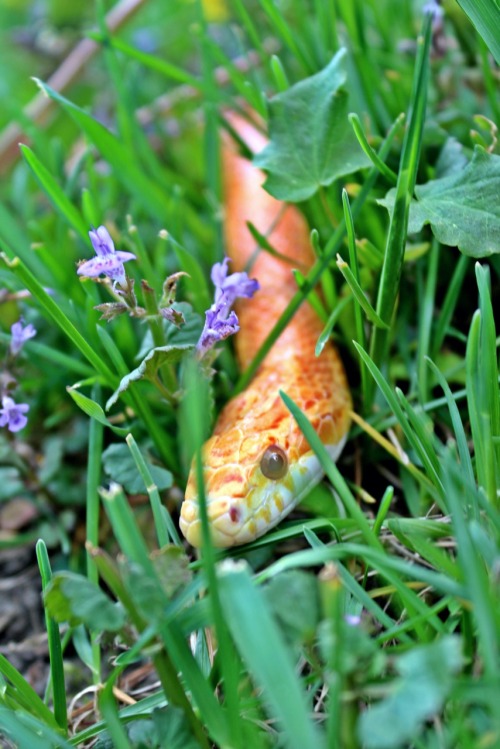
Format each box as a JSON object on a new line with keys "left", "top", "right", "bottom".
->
{"left": 179, "top": 495, "right": 252, "bottom": 547}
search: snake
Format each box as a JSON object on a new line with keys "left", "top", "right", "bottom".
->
{"left": 180, "top": 115, "right": 352, "bottom": 548}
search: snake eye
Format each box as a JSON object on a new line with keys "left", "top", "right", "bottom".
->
{"left": 260, "top": 444, "right": 288, "bottom": 480}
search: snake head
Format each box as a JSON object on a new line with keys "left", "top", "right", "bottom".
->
{"left": 179, "top": 427, "right": 346, "bottom": 548}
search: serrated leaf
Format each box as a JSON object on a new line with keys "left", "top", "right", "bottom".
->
{"left": 358, "top": 636, "right": 462, "bottom": 748}
{"left": 379, "top": 147, "right": 500, "bottom": 257}
{"left": 106, "top": 343, "right": 194, "bottom": 409}
{"left": 102, "top": 443, "right": 173, "bottom": 493}
{"left": 44, "top": 572, "right": 125, "bottom": 631}
{"left": 67, "top": 387, "right": 129, "bottom": 436}
{"left": 254, "top": 49, "right": 370, "bottom": 201}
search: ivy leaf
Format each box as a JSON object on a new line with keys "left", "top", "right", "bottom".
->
{"left": 358, "top": 636, "right": 462, "bottom": 748}
{"left": 102, "top": 443, "right": 173, "bottom": 493}
{"left": 254, "top": 49, "right": 370, "bottom": 202}
{"left": 44, "top": 572, "right": 125, "bottom": 631}
{"left": 106, "top": 343, "right": 194, "bottom": 410}
{"left": 379, "top": 147, "right": 500, "bottom": 257}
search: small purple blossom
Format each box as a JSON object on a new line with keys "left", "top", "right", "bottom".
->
{"left": 197, "top": 258, "right": 259, "bottom": 358}
{"left": 77, "top": 226, "right": 136, "bottom": 288}
{"left": 10, "top": 320, "right": 36, "bottom": 356}
{"left": 211, "top": 257, "right": 260, "bottom": 306}
{"left": 344, "top": 614, "right": 362, "bottom": 627}
{"left": 0, "top": 396, "right": 30, "bottom": 433}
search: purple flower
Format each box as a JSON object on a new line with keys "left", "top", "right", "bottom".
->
{"left": 10, "top": 320, "right": 37, "bottom": 356}
{"left": 77, "top": 226, "right": 136, "bottom": 288}
{"left": 211, "top": 257, "right": 260, "bottom": 306}
{"left": 0, "top": 396, "right": 30, "bottom": 433}
{"left": 197, "top": 258, "right": 259, "bottom": 358}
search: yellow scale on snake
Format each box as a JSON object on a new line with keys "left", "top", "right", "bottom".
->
{"left": 180, "top": 116, "right": 352, "bottom": 548}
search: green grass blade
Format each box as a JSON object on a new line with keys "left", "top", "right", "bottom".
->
{"left": 280, "top": 390, "right": 382, "bottom": 550}
{"left": 416, "top": 239, "right": 440, "bottom": 402}
{"left": 125, "top": 433, "right": 181, "bottom": 547}
{"left": 431, "top": 254, "right": 469, "bottom": 358}
{"left": 354, "top": 342, "right": 445, "bottom": 509}
{"left": 348, "top": 113, "right": 397, "bottom": 184}
{"left": 258, "top": 0, "right": 314, "bottom": 73}
{"left": 94, "top": 32, "right": 203, "bottom": 88}
{"left": 336, "top": 253, "right": 388, "bottom": 328}
{"left": 0, "top": 654, "right": 59, "bottom": 729}
{"left": 217, "top": 559, "right": 325, "bottom": 749}
{"left": 0, "top": 709, "right": 73, "bottom": 749}
{"left": 0, "top": 251, "right": 117, "bottom": 385}
{"left": 442, "top": 457, "right": 500, "bottom": 693}
{"left": 20, "top": 145, "right": 89, "bottom": 241}
{"left": 455, "top": 0, "right": 500, "bottom": 63}
{"left": 85, "top": 384, "right": 104, "bottom": 681}
{"left": 425, "top": 357, "right": 475, "bottom": 491}
{"left": 368, "top": 14, "right": 432, "bottom": 406}
{"left": 466, "top": 310, "right": 496, "bottom": 506}
{"left": 475, "top": 263, "right": 500, "bottom": 502}
{"left": 315, "top": 295, "right": 352, "bottom": 356}
{"left": 35, "top": 540, "right": 68, "bottom": 732}
{"left": 32, "top": 79, "right": 172, "bottom": 224}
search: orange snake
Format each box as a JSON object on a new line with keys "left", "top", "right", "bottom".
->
{"left": 180, "top": 116, "right": 352, "bottom": 547}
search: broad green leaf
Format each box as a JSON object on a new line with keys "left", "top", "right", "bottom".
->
{"left": 358, "top": 636, "right": 462, "bottom": 748}
{"left": 254, "top": 49, "right": 370, "bottom": 201}
{"left": 44, "top": 572, "right": 126, "bottom": 631}
{"left": 379, "top": 147, "right": 500, "bottom": 257}
{"left": 102, "top": 443, "right": 173, "bottom": 493}
{"left": 455, "top": 0, "right": 500, "bottom": 63}
{"left": 106, "top": 343, "right": 194, "bottom": 409}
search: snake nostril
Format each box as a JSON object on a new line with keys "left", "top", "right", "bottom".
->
{"left": 260, "top": 444, "right": 288, "bottom": 480}
{"left": 229, "top": 505, "right": 240, "bottom": 523}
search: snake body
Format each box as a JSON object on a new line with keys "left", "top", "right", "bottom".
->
{"left": 180, "top": 116, "right": 352, "bottom": 547}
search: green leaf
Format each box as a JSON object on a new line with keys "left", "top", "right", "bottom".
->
{"left": 358, "top": 636, "right": 462, "bottom": 748}
{"left": 254, "top": 49, "right": 370, "bottom": 201}
{"left": 102, "top": 443, "right": 173, "bottom": 493}
{"left": 44, "top": 572, "right": 126, "bottom": 631}
{"left": 455, "top": 0, "right": 500, "bottom": 64}
{"left": 379, "top": 148, "right": 500, "bottom": 257}
{"left": 137, "top": 303, "right": 203, "bottom": 359}
{"left": 263, "top": 570, "right": 319, "bottom": 646}
{"left": 106, "top": 343, "right": 194, "bottom": 409}
{"left": 67, "top": 386, "right": 129, "bottom": 436}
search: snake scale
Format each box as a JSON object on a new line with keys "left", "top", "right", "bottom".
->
{"left": 180, "top": 115, "right": 352, "bottom": 547}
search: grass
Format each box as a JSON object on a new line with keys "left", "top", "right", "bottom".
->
{"left": 0, "top": 0, "right": 499, "bottom": 747}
